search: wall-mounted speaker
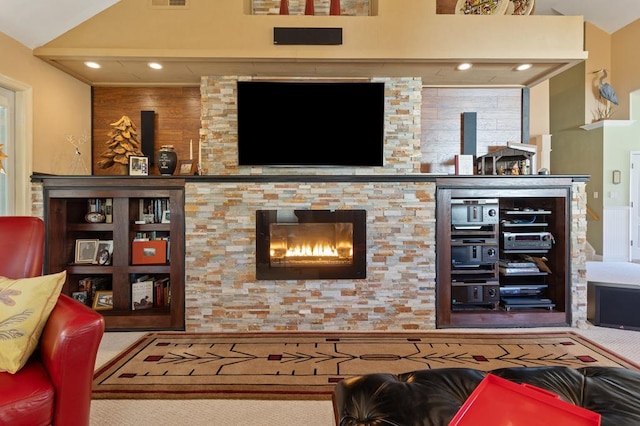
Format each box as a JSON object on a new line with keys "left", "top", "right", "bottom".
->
{"left": 273, "top": 27, "right": 342, "bottom": 45}
{"left": 140, "top": 110, "right": 155, "bottom": 165}
{"left": 462, "top": 112, "right": 477, "bottom": 156}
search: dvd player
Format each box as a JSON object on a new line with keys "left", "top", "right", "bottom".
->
{"left": 499, "top": 285, "right": 546, "bottom": 296}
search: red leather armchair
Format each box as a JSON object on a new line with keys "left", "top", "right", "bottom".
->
{"left": 0, "top": 216, "right": 105, "bottom": 426}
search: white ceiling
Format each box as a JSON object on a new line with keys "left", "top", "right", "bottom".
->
{"left": 0, "top": 0, "right": 118, "bottom": 50}
{"left": 1, "top": 0, "right": 638, "bottom": 86}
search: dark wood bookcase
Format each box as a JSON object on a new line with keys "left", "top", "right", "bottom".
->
{"left": 41, "top": 177, "right": 185, "bottom": 331}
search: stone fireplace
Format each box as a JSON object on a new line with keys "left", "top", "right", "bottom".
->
{"left": 255, "top": 209, "right": 366, "bottom": 280}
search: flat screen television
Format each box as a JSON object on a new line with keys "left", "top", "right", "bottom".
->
{"left": 236, "top": 81, "right": 385, "bottom": 167}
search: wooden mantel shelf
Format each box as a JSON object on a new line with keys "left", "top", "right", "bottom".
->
{"left": 580, "top": 120, "right": 635, "bottom": 131}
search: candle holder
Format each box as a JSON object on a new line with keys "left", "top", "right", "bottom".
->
{"left": 197, "top": 163, "right": 208, "bottom": 176}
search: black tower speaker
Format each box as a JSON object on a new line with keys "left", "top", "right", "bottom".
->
{"left": 462, "top": 112, "right": 477, "bottom": 156}
{"left": 140, "top": 110, "right": 155, "bottom": 165}
{"left": 273, "top": 27, "right": 342, "bottom": 45}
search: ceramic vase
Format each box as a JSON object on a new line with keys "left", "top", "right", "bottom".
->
{"left": 330, "top": 0, "right": 340, "bottom": 15}
{"left": 279, "top": 0, "right": 288, "bottom": 15}
{"left": 305, "top": 0, "right": 314, "bottom": 15}
{"left": 157, "top": 145, "right": 177, "bottom": 175}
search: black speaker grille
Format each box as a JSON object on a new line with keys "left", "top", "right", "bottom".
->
{"left": 273, "top": 27, "right": 342, "bottom": 45}
{"left": 140, "top": 110, "right": 156, "bottom": 165}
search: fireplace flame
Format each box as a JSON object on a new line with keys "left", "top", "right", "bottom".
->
{"left": 286, "top": 243, "right": 339, "bottom": 258}
{"left": 269, "top": 241, "right": 353, "bottom": 260}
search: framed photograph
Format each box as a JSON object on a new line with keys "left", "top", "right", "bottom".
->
{"left": 92, "top": 290, "right": 113, "bottom": 310}
{"left": 75, "top": 239, "right": 99, "bottom": 264}
{"left": 161, "top": 210, "right": 171, "bottom": 223}
{"left": 177, "top": 159, "right": 196, "bottom": 175}
{"left": 71, "top": 291, "right": 88, "bottom": 305}
{"left": 129, "top": 156, "right": 149, "bottom": 176}
{"left": 95, "top": 240, "right": 114, "bottom": 265}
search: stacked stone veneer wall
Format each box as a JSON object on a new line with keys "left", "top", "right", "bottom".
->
{"left": 199, "top": 76, "right": 422, "bottom": 176}
{"left": 185, "top": 181, "right": 437, "bottom": 331}
{"left": 189, "top": 76, "right": 432, "bottom": 331}
{"left": 252, "top": 0, "right": 370, "bottom": 16}
{"left": 570, "top": 182, "right": 588, "bottom": 327}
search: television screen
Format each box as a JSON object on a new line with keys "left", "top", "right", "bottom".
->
{"left": 236, "top": 81, "right": 385, "bottom": 167}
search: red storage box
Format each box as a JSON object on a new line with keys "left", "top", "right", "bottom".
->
{"left": 132, "top": 240, "right": 167, "bottom": 265}
{"left": 449, "top": 373, "right": 601, "bottom": 426}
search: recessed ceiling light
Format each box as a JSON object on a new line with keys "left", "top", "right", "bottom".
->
{"left": 516, "top": 64, "right": 532, "bottom": 71}
{"left": 457, "top": 63, "right": 472, "bottom": 71}
{"left": 148, "top": 62, "right": 163, "bottom": 70}
{"left": 84, "top": 61, "right": 101, "bottom": 69}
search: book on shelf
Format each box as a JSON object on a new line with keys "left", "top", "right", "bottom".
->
{"left": 138, "top": 198, "right": 170, "bottom": 224}
{"left": 131, "top": 279, "right": 154, "bottom": 310}
{"left": 154, "top": 277, "right": 170, "bottom": 307}
{"left": 105, "top": 198, "right": 113, "bottom": 223}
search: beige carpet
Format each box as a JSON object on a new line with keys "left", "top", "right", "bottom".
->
{"left": 92, "top": 331, "right": 638, "bottom": 401}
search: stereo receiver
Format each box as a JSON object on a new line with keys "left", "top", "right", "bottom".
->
{"left": 502, "top": 231, "right": 553, "bottom": 250}
{"left": 452, "top": 245, "right": 498, "bottom": 266}
{"left": 452, "top": 282, "right": 499, "bottom": 306}
{"left": 451, "top": 198, "right": 498, "bottom": 228}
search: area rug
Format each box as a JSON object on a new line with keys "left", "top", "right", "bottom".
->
{"left": 92, "top": 331, "right": 639, "bottom": 400}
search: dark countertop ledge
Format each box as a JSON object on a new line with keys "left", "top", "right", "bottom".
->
{"left": 32, "top": 173, "right": 589, "bottom": 185}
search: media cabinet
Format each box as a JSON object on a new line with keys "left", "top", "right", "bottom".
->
{"left": 32, "top": 174, "right": 588, "bottom": 331}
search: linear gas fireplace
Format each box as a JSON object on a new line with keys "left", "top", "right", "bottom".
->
{"left": 256, "top": 209, "right": 366, "bottom": 280}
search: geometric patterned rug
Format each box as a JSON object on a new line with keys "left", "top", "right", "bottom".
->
{"left": 92, "top": 331, "right": 639, "bottom": 400}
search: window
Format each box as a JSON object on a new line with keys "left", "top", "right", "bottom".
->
{"left": 0, "top": 86, "right": 15, "bottom": 215}
{"left": 0, "top": 77, "right": 31, "bottom": 216}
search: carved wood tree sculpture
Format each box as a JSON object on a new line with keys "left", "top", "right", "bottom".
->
{"left": 97, "top": 115, "right": 144, "bottom": 172}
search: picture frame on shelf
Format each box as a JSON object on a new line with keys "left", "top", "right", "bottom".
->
{"left": 71, "top": 291, "right": 88, "bottom": 305}
{"left": 92, "top": 290, "right": 113, "bottom": 310}
{"left": 95, "top": 240, "right": 114, "bottom": 265}
{"left": 161, "top": 210, "right": 170, "bottom": 223}
{"left": 75, "top": 239, "right": 99, "bottom": 264}
{"left": 129, "top": 156, "right": 149, "bottom": 176}
{"left": 177, "top": 159, "right": 196, "bottom": 175}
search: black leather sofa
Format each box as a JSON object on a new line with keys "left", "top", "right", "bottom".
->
{"left": 333, "top": 366, "right": 640, "bottom": 426}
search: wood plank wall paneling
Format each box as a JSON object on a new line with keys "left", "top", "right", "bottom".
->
{"left": 92, "top": 87, "right": 201, "bottom": 175}
{"left": 420, "top": 87, "right": 523, "bottom": 174}
{"left": 90, "top": 85, "right": 523, "bottom": 176}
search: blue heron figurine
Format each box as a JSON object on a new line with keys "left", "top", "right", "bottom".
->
{"left": 594, "top": 68, "right": 618, "bottom": 106}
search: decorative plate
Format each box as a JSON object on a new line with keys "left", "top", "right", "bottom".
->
{"left": 455, "top": 0, "right": 509, "bottom": 15}
{"left": 507, "top": 0, "right": 535, "bottom": 15}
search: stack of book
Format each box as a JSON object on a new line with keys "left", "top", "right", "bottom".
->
{"left": 130, "top": 274, "right": 170, "bottom": 309}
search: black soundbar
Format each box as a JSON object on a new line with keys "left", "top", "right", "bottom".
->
{"left": 273, "top": 27, "right": 342, "bottom": 45}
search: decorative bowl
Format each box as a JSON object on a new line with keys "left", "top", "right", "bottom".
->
{"left": 455, "top": 0, "right": 509, "bottom": 15}
{"left": 507, "top": 0, "right": 535, "bottom": 15}
{"left": 85, "top": 211, "right": 106, "bottom": 223}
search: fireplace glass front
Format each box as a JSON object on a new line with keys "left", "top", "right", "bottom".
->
{"left": 256, "top": 210, "right": 366, "bottom": 280}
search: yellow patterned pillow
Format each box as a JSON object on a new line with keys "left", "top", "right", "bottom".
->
{"left": 0, "top": 271, "right": 66, "bottom": 374}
